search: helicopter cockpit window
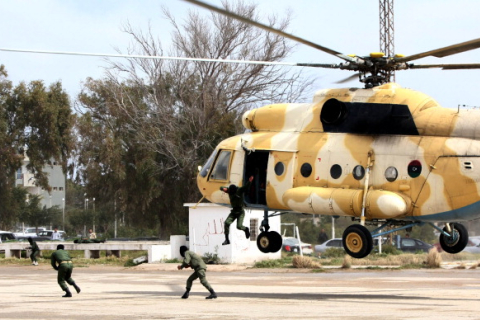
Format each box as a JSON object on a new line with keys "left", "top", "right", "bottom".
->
{"left": 385, "top": 166, "right": 398, "bottom": 182}
{"left": 209, "top": 150, "right": 231, "bottom": 181}
{"left": 300, "top": 163, "right": 312, "bottom": 178}
{"left": 353, "top": 165, "right": 365, "bottom": 180}
{"left": 199, "top": 149, "right": 218, "bottom": 178}
{"left": 330, "top": 164, "right": 342, "bottom": 179}
{"left": 274, "top": 162, "right": 285, "bottom": 176}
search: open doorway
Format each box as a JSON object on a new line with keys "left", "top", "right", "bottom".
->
{"left": 244, "top": 150, "right": 269, "bottom": 206}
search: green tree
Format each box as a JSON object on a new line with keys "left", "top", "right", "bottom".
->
{"left": 18, "top": 194, "right": 61, "bottom": 229}
{"left": 0, "top": 66, "right": 74, "bottom": 230}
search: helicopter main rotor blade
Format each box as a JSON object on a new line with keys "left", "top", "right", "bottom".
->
{"left": 397, "top": 38, "right": 480, "bottom": 63}
{"left": 0, "top": 48, "right": 342, "bottom": 68}
{"left": 183, "top": 0, "right": 351, "bottom": 62}
{"left": 409, "top": 63, "right": 480, "bottom": 70}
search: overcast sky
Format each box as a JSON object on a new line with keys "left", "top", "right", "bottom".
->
{"left": 1, "top": 0, "right": 479, "bottom": 109}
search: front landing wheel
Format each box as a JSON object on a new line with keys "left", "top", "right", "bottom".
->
{"left": 439, "top": 223, "right": 468, "bottom": 254}
{"left": 256, "top": 231, "right": 283, "bottom": 253}
{"left": 342, "top": 224, "right": 373, "bottom": 258}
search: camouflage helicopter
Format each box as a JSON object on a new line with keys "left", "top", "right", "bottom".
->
{"left": 187, "top": 0, "right": 480, "bottom": 258}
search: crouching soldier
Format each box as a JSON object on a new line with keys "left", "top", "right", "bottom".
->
{"left": 51, "top": 244, "right": 81, "bottom": 297}
{"left": 26, "top": 237, "right": 40, "bottom": 266}
{"left": 177, "top": 246, "right": 217, "bottom": 299}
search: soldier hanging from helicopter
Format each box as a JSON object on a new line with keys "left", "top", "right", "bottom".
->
{"left": 219, "top": 176, "right": 254, "bottom": 245}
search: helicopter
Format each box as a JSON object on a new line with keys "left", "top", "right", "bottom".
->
{"left": 187, "top": 0, "right": 480, "bottom": 258}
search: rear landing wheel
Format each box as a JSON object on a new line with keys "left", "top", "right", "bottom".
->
{"left": 342, "top": 224, "right": 373, "bottom": 258}
{"left": 439, "top": 223, "right": 468, "bottom": 254}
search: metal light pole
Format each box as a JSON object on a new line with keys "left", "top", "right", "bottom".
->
{"left": 62, "top": 198, "right": 65, "bottom": 231}
{"left": 92, "top": 197, "right": 96, "bottom": 233}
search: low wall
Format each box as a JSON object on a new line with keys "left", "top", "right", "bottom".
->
{"left": 0, "top": 241, "right": 171, "bottom": 262}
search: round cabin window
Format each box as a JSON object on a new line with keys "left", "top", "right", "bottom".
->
{"left": 385, "top": 166, "right": 398, "bottom": 182}
{"left": 274, "top": 162, "right": 285, "bottom": 176}
{"left": 330, "top": 164, "right": 342, "bottom": 179}
{"left": 353, "top": 165, "right": 365, "bottom": 180}
{"left": 300, "top": 163, "right": 312, "bottom": 178}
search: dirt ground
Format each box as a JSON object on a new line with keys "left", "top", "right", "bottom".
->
{"left": 1, "top": 263, "right": 480, "bottom": 320}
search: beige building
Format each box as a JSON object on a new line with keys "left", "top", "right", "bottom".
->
{"left": 15, "top": 156, "right": 65, "bottom": 209}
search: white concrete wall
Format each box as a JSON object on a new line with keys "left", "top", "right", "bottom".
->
{"left": 184, "top": 203, "right": 281, "bottom": 264}
{"left": 148, "top": 245, "right": 171, "bottom": 263}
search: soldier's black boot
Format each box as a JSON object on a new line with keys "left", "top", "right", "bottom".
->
{"left": 62, "top": 289, "right": 72, "bottom": 298}
{"left": 222, "top": 235, "right": 230, "bottom": 245}
{"left": 181, "top": 288, "right": 190, "bottom": 299}
{"left": 73, "top": 283, "right": 81, "bottom": 294}
{"left": 205, "top": 288, "right": 217, "bottom": 299}
{"left": 244, "top": 227, "right": 250, "bottom": 239}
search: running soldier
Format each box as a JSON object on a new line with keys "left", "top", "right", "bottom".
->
{"left": 51, "top": 244, "right": 81, "bottom": 297}
{"left": 177, "top": 246, "right": 217, "bottom": 299}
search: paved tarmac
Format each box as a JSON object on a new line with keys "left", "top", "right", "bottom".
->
{"left": 1, "top": 263, "right": 480, "bottom": 320}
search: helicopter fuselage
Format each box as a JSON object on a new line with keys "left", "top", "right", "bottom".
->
{"left": 197, "top": 83, "right": 480, "bottom": 223}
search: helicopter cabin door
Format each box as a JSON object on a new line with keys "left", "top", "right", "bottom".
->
{"left": 244, "top": 150, "right": 269, "bottom": 206}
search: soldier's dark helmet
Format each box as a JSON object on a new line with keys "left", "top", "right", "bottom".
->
{"left": 57, "top": 244, "right": 65, "bottom": 250}
{"left": 180, "top": 246, "right": 188, "bottom": 258}
{"left": 27, "top": 237, "right": 33, "bottom": 243}
{"left": 228, "top": 184, "right": 238, "bottom": 194}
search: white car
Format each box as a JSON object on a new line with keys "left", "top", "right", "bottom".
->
{"left": 462, "top": 238, "right": 480, "bottom": 254}
{"left": 14, "top": 227, "right": 46, "bottom": 238}
{"left": 315, "top": 238, "right": 343, "bottom": 253}
{"left": 282, "top": 237, "right": 313, "bottom": 255}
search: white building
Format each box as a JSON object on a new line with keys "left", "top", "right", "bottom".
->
{"left": 183, "top": 203, "right": 281, "bottom": 264}
{"left": 15, "top": 156, "right": 65, "bottom": 209}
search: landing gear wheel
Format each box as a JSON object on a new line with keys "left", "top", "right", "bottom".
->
{"left": 256, "top": 231, "right": 283, "bottom": 253}
{"left": 257, "top": 232, "right": 271, "bottom": 253}
{"left": 268, "top": 231, "right": 282, "bottom": 253}
{"left": 439, "top": 223, "right": 468, "bottom": 254}
{"left": 342, "top": 224, "right": 373, "bottom": 258}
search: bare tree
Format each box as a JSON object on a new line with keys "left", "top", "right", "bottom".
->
{"left": 76, "top": 0, "right": 315, "bottom": 236}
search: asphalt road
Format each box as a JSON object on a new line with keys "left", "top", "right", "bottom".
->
{"left": 1, "top": 263, "right": 479, "bottom": 319}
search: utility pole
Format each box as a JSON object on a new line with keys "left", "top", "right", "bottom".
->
{"left": 379, "top": 0, "right": 395, "bottom": 82}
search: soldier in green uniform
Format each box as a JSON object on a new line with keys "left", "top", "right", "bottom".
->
{"left": 26, "top": 237, "right": 40, "bottom": 266}
{"left": 220, "top": 176, "right": 253, "bottom": 245}
{"left": 50, "top": 244, "right": 81, "bottom": 298}
{"left": 177, "top": 246, "right": 217, "bottom": 299}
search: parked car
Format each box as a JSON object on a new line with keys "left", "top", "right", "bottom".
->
{"left": 315, "top": 238, "right": 343, "bottom": 253}
{"left": 315, "top": 237, "right": 387, "bottom": 253}
{"left": 0, "top": 231, "right": 16, "bottom": 242}
{"left": 14, "top": 227, "right": 46, "bottom": 238}
{"left": 393, "top": 237, "right": 433, "bottom": 253}
{"left": 37, "top": 230, "right": 66, "bottom": 240}
{"left": 282, "top": 237, "right": 313, "bottom": 255}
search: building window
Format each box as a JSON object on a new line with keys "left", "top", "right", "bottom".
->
{"left": 250, "top": 219, "right": 258, "bottom": 240}
{"left": 16, "top": 168, "right": 23, "bottom": 180}
{"left": 59, "top": 187, "right": 64, "bottom": 191}
{"left": 53, "top": 187, "right": 58, "bottom": 191}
